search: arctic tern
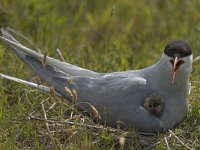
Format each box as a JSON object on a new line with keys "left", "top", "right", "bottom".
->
{"left": 0, "top": 29, "right": 193, "bottom": 132}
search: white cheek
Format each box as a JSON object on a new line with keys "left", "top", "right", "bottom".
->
{"left": 180, "top": 55, "right": 193, "bottom": 72}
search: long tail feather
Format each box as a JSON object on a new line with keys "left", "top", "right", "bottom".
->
{"left": 0, "top": 28, "right": 101, "bottom": 77}
{"left": 0, "top": 73, "right": 61, "bottom": 97}
{"left": 0, "top": 29, "right": 76, "bottom": 100}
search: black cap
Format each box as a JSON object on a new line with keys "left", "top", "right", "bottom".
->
{"left": 164, "top": 40, "right": 192, "bottom": 58}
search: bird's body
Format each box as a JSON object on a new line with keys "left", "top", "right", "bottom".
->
{"left": 0, "top": 29, "right": 193, "bottom": 132}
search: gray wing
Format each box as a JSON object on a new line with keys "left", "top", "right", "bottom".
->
{"left": 70, "top": 76, "right": 164, "bottom": 132}
{"left": 11, "top": 48, "right": 72, "bottom": 100}
{"left": 0, "top": 29, "right": 142, "bottom": 78}
{"left": 0, "top": 28, "right": 101, "bottom": 78}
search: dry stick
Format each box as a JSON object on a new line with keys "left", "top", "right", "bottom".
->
{"left": 41, "top": 101, "right": 51, "bottom": 133}
{"left": 168, "top": 130, "right": 192, "bottom": 150}
{"left": 28, "top": 114, "right": 118, "bottom": 133}
{"left": 70, "top": 110, "right": 74, "bottom": 120}
{"left": 6, "top": 27, "right": 42, "bottom": 53}
{"left": 164, "top": 136, "right": 171, "bottom": 150}
{"left": 40, "top": 101, "right": 58, "bottom": 147}
{"left": 60, "top": 101, "right": 91, "bottom": 122}
{"left": 193, "top": 56, "right": 200, "bottom": 63}
{"left": 192, "top": 139, "right": 197, "bottom": 149}
{"left": 56, "top": 49, "right": 65, "bottom": 62}
{"left": 29, "top": 113, "right": 152, "bottom": 140}
{"left": 46, "top": 102, "right": 57, "bottom": 113}
{"left": 66, "top": 130, "right": 78, "bottom": 142}
{"left": 55, "top": 89, "right": 93, "bottom": 123}
{"left": 144, "top": 134, "right": 173, "bottom": 150}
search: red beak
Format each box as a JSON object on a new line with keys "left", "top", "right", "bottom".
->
{"left": 170, "top": 57, "right": 184, "bottom": 84}
{"left": 172, "top": 57, "right": 179, "bottom": 84}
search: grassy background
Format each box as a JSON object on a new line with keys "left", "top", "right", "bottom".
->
{"left": 0, "top": 0, "right": 200, "bottom": 149}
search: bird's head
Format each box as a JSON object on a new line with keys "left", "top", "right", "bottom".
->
{"left": 143, "top": 94, "right": 163, "bottom": 117}
{"left": 163, "top": 40, "right": 193, "bottom": 84}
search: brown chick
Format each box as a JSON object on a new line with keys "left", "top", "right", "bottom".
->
{"left": 142, "top": 94, "right": 163, "bottom": 117}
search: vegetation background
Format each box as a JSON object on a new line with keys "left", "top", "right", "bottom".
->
{"left": 0, "top": 0, "right": 200, "bottom": 149}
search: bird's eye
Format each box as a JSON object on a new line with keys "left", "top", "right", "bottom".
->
{"left": 149, "top": 104, "right": 152, "bottom": 108}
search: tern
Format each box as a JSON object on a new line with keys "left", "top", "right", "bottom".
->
{"left": 0, "top": 29, "right": 193, "bottom": 132}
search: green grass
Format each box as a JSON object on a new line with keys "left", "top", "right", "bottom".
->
{"left": 0, "top": 0, "right": 200, "bottom": 149}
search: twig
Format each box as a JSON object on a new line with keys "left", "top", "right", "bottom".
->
{"left": 168, "top": 130, "right": 192, "bottom": 150}
{"left": 193, "top": 56, "right": 200, "bottom": 63}
{"left": 28, "top": 114, "right": 118, "bottom": 133}
{"left": 46, "top": 102, "right": 57, "bottom": 113}
{"left": 60, "top": 101, "right": 92, "bottom": 122}
{"left": 164, "top": 136, "right": 171, "bottom": 150}
{"left": 66, "top": 130, "right": 78, "bottom": 141}
{"left": 29, "top": 112, "right": 156, "bottom": 144}
{"left": 40, "top": 101, "right": 59, "bottom": 148}
{"left": 6, "top": 27, "right": 42, "bottom": 53}
{"left": 70, "top": 111, "right": 74, "bottom": 119}
{"left": 56, "top": 49, "right": 65, "bottom": 62}
{"left": 41, "top": 101, "right": 51, "bottom": 133}
{"left": 192, "top": 139, "right": 197, "bottom": 149}
{"left": 144, "top": 141, "right": 161, "bottom": 150}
